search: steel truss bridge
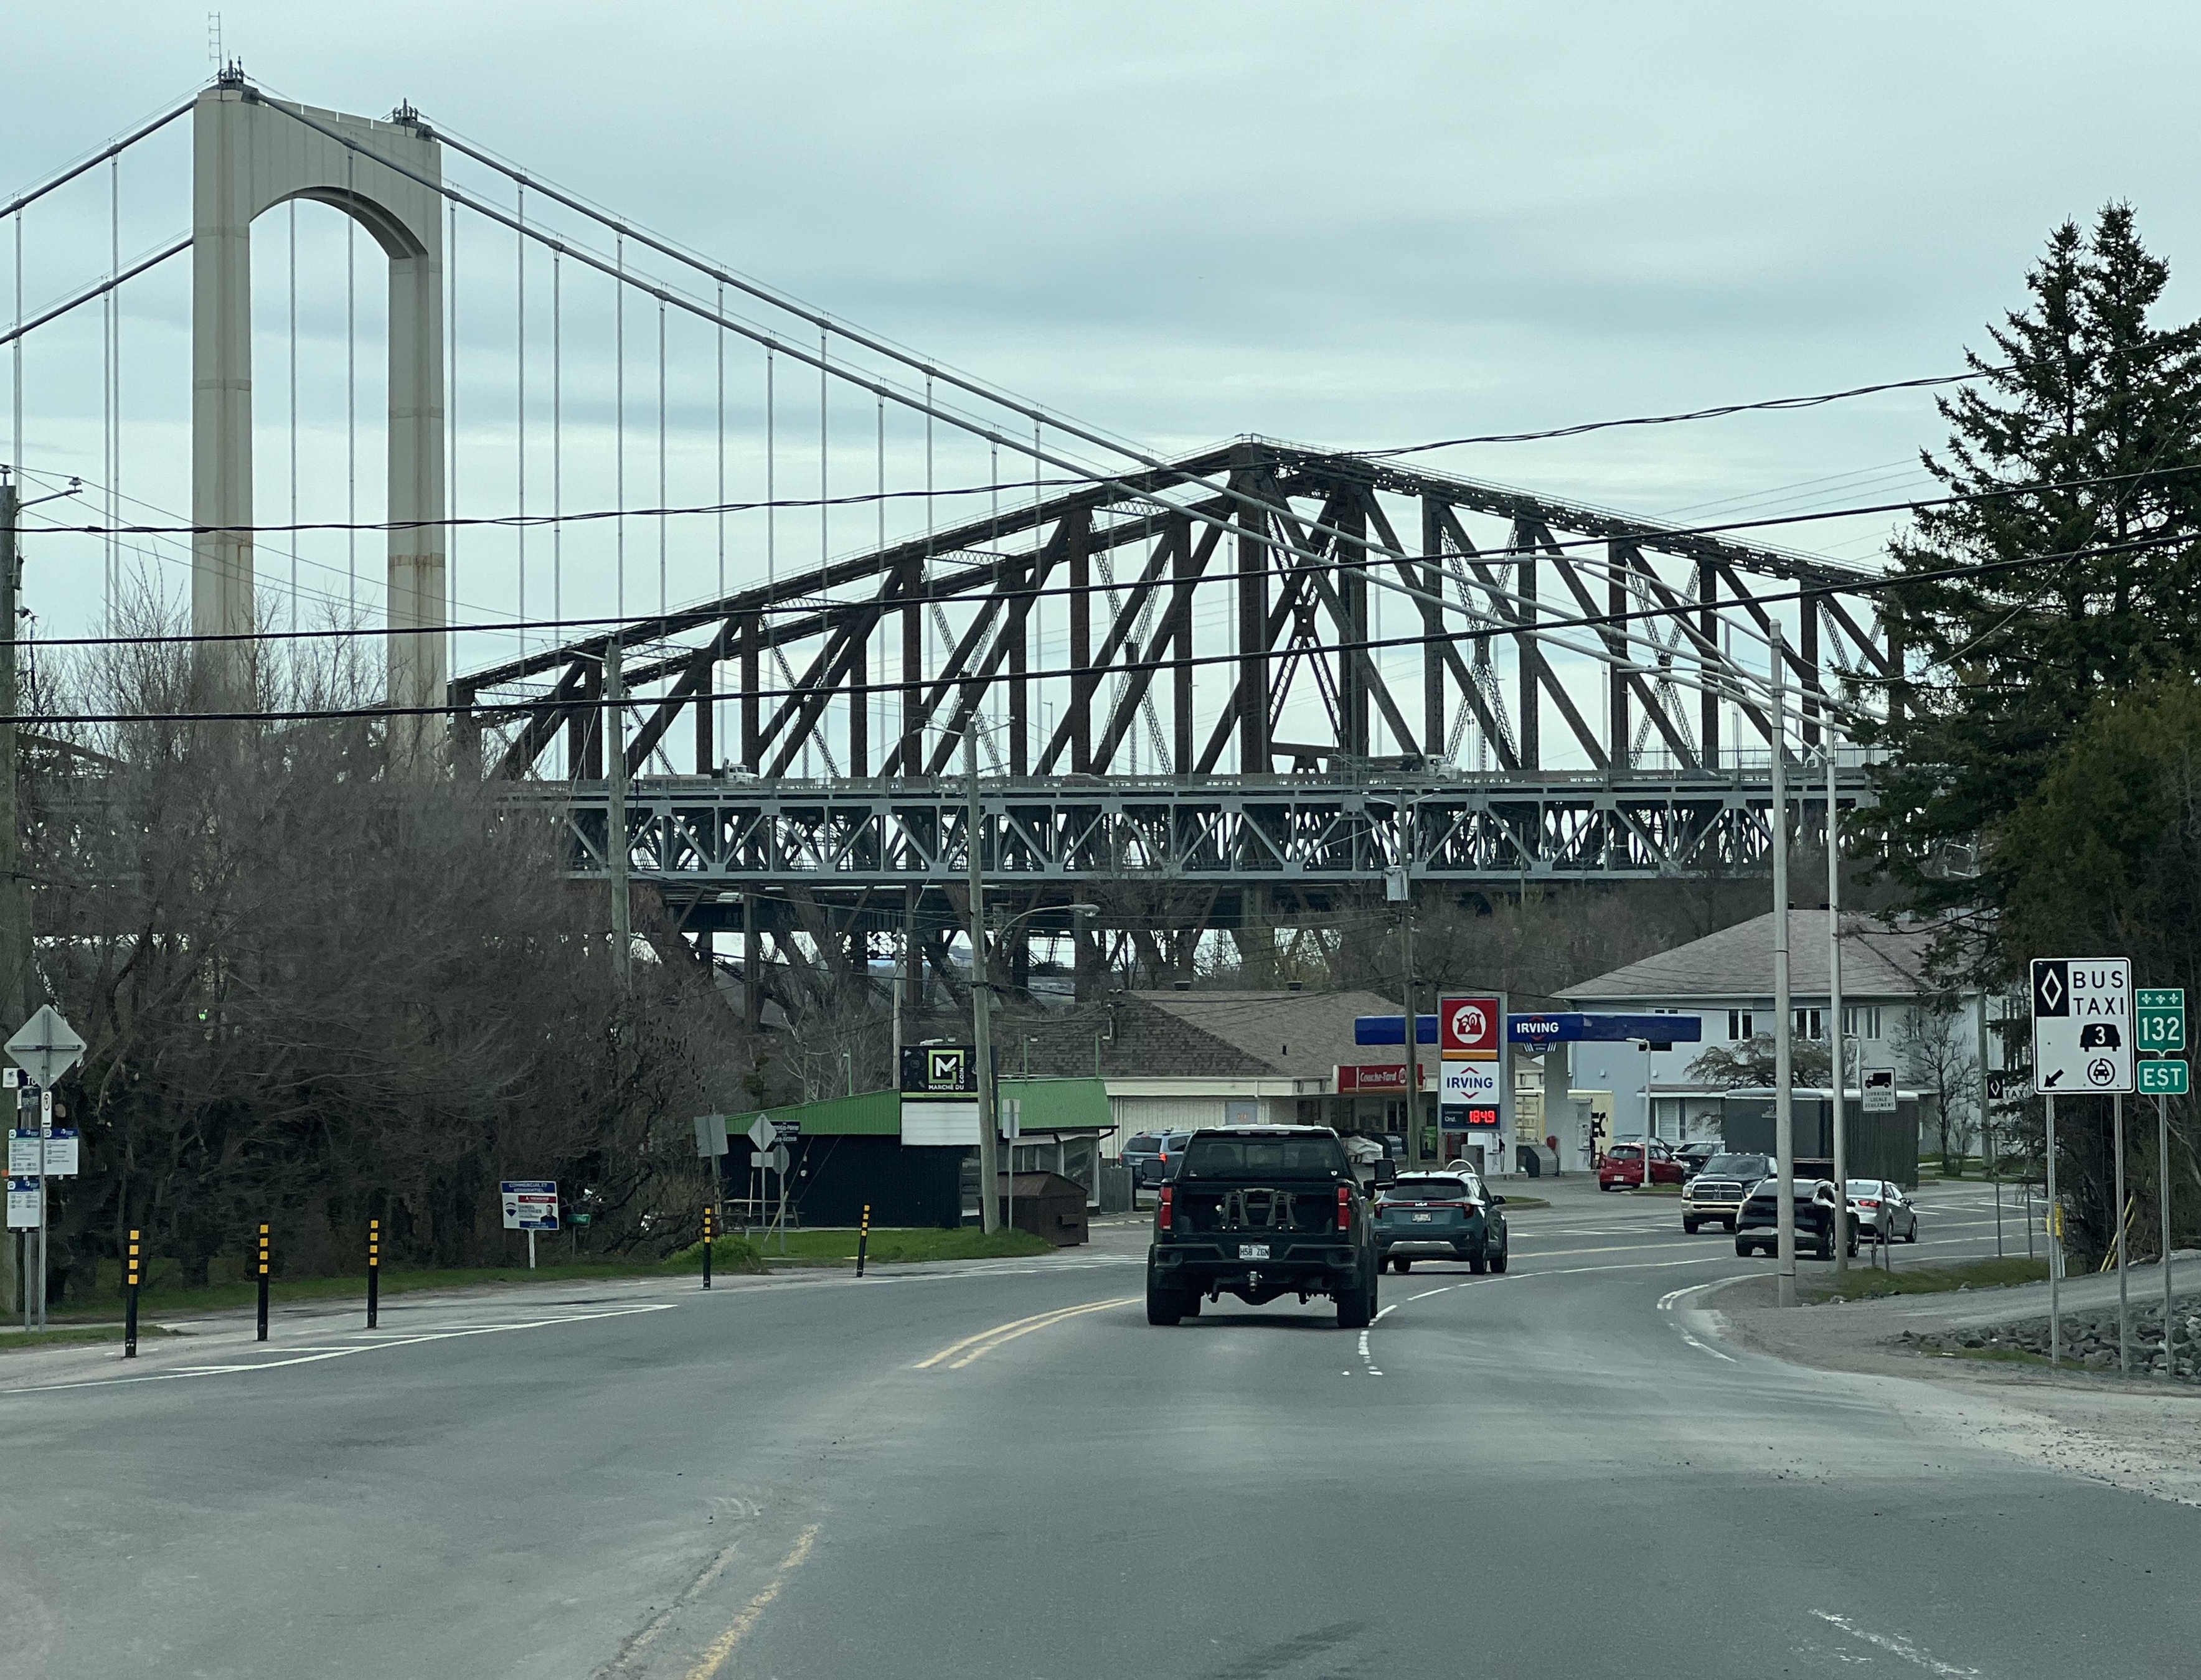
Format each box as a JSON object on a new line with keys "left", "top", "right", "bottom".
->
{"left": 9, "top": 80, "right": 1889, "bottom": 1026}
{"left": 460, "top": 439, "right": 1883, "bottom": 1019}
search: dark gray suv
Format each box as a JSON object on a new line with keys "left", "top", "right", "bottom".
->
{"left": 1124, "top": 1130, "right": 1195, "bottom": 1187}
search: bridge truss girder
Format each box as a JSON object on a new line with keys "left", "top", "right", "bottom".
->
{"left": 456, "top": 441, "right": 1894, "bottom": 789}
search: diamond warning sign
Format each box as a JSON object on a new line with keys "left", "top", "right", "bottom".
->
{"left": 2030, "top": 957, "right": 2133, "bottom": 1095}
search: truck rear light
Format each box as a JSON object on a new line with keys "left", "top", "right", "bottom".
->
{"left": 1158, "top": 1185, "right": 1174, "bottom": 1230}
{"left": 1337, "top": 1185, "right": 1352, "bottom": 1231}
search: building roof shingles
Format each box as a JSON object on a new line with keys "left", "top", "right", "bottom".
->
{"left": 1564, "top": 910, "right": 1938, "bottom": 1005}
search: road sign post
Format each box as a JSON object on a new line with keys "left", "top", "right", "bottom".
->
{"left": 367, "top": 1219, "right": 380, "bottom": 1329}
{"left": 2034, "top": 958, "right": 2136, "bottom": 1366}
{"left": 2138, "top": 986, "right": 2187, "bottom": 1379}
{"left": 500, "top": 1180, "right": 560, "bottom": 1270}
{"left": 2046, "top": 1092, "right": 2060, "bottom": 1366}
{"left": 6, "top": 1006, "right": 85, "bottom": 1333}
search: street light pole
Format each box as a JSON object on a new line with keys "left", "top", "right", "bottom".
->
{"left": 1771, "top": 626, "right": 1797, "bottom": 1308}
{"left": 605, "top": 636, "right": 631, "bottom": 989}
{"left": 1400, "top": 797, "right": 1418, "bottom": 1171}
{"left": 1827, "top": 731, "right": 1849, "bottom": 1275}
{"left": 966, "top": 729, "right": 1000, "bottom": 1235}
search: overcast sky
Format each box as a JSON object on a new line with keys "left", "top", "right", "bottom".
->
{"left": 6, "top": 1, "right": 2199, "bottom": 666}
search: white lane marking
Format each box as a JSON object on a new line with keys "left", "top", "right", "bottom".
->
{"left": 1355, "top": 1328, "right": 1382, "bottom": 1377}
{"left": 1, "top": 1304, "right": 677, "bottom": 1395}
{"left": 1656, "top": 1282, "right": 1738, "bottom": 1363}
{"left": 1811, "top": 1610, "right": 1981, "bottom": 1676}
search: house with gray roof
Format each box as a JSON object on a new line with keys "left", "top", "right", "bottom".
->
{"left": 1560, "top": 909, "right": 1976, "bottom": 1146}
{"left": 1008, "top": 987, "right": 1438, "bottom": 1158}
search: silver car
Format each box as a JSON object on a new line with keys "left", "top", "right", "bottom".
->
{"left": 1846, "top": 1178, "right": 1918, "bottom": 1244}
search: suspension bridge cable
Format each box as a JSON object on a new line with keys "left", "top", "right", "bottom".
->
{"left": 552, "top": 251, "right": 562, "bottom": 629}
{"left": 448, "top": 199, "right": 461, "bottom": 677}
{"left": 346, "top": 149, "right": 357, "bottom": 608}
{"left": 288, "top": 198, "right": 298, "bottom": 635}
{"left": 658, "top": 296, "right": 669, "bottom": 617}
{"left": 249, "top": 95, "right": 1878, "bottom": 655}
{"left": 0, "top": 95, "right": 193, "bottom": 222}
{"left": 615, "top": 232, "right": 625, "bottom": 619}
{"left": 516, "top": 182, "right": 527, "bottom": 664}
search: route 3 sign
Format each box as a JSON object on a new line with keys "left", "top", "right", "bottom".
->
{"left": 2031, "top": 957, "right": 2133, "bottom": 1094}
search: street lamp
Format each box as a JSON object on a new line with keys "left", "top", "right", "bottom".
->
{"left": 963, "top": 728, "right": 1100, "bottom": 1240}
{"left": 1632, "top": 1037, "right": 1656, "bottom": 1191}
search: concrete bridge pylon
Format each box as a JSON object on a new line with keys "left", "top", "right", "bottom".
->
{"left": 191, "top": 75, "right": 446, "bottom": 762}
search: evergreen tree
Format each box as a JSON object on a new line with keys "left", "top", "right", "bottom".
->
{"left": 1865, "top": 206, "right": 2201, "bottom": 931}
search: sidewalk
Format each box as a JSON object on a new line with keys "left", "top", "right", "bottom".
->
{"left": 1699, "top": 1252, "right": 2201, "bottom": 1508}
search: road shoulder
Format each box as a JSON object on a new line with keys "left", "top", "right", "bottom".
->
{"left": 1700, "top": 1262, "right": 2201, "bottom": 1507}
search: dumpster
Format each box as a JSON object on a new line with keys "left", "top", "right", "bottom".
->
{"left": 997, "top": 1171, "right": 1089, "bottom": 1246}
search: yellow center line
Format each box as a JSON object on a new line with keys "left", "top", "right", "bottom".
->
{"left": 685, "top": 1523, "right": 820, "bottom": 1680}
{"left": 915, "top": 1295, "right": 1139, "bottom": 1371}
{"left": 944, "top": 1296, "right": 1138, "bottom": 1369}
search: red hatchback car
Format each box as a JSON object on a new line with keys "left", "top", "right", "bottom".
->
{"left": 1598, "top": 1141, "right": 1686, "bottom": 1191}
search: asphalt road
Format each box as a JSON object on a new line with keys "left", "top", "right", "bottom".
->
{"left": 4, "top": 1178, "right": 2194, "bottom": 1679}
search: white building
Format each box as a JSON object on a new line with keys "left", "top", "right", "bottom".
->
{"left": 1563, "top": 909, "right": 1982, "bottom": 1145}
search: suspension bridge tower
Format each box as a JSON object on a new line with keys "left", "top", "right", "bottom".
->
{"left": 191, "top": 69, "right": 447, "bottom": 759}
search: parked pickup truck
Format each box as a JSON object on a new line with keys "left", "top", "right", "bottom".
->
{"left": 1146, "top": 1125, "right": 1380, "bottom": 1329}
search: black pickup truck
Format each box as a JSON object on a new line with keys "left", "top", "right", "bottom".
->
{"left": 1145, "top": 1125, "right": 1380, "bottom": 1328}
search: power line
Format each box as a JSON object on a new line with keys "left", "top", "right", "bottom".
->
{"left": 13, "top": 528, "right": 2190, "bottom": 728}
{"left": 1352, "top": 369, "right": 2001, "bottom": 457}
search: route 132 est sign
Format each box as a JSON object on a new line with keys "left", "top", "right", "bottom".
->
{"left": 2030, "top": 957, "right": 2133, "bottom": 1095}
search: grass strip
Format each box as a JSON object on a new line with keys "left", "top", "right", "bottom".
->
{"left": 0, "top": 1324, "right": 184, "bottom": 1354}
{"left": 1807, "top": 1255, "right": 2050, "bottom": 1304}
{"left": 748, "top": 1226, "right": 1054, "bottom": 1265}
{"left": 45, "top": 1259, "right": 671, "bottom": 1325}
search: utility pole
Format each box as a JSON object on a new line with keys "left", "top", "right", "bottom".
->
{"left": 605, "top": 637, "right": 631, "bottom": 988}
{"left": 1827, "top": 731, "right": 1848, "bottom": 1274}
{"left": 1400, "top": 798, "right": 1418, "bottom": 1170}
{"left": 0, "top": 474, "right": 18, "bottom": 1323}
{"left": 0, "top": 474, "right": 23, "bottom": 1031}
{"left": 967, "top": 729, "right": 1000, "bottom": 1234}
{"left": 1771, "top": 626, "right": 1797, "bottom": 1308}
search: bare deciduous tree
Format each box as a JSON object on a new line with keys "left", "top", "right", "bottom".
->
{"left": 22, "top": 596, "right": 759, "bottom": 1303}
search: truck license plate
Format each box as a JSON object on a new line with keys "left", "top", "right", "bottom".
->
{"left": 1412, "top": 1213, "right": 1432, "bottom": 1222}
{"left": 1238, "top": 1242, "right": 1270, "bottom": 1260}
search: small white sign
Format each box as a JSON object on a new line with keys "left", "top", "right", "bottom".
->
{"left": 1860, "top": 1066, "right": 1897, "bottom": 1114}
{"left": 501, "top": 1179, "right": 560, "bottom": 1231}
{"left": 2031, "top": 957, "right": 2134, "bottom": 1094}
{"left": 7, "top": 1130, "right": 75, "bottom": 1176}
{"left": 5, "top": 1177, "right": 35, "bottom": 1230}
{"left": 901, "top": 1099, "right": 979, "bottom": 1147}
